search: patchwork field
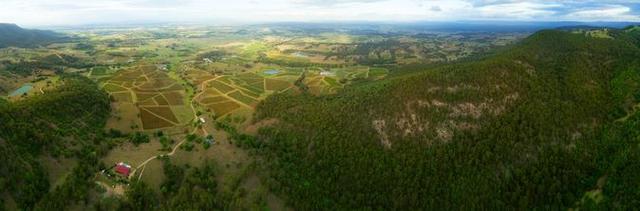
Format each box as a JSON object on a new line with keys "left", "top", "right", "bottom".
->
{"left": 87, "top": 30, "right": 393, "bottom": 127}
{"left": 101, "top": 64, "right": 193, "bottom": 131}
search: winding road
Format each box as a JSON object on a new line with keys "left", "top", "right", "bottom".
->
{"left": 128, "top": 75, "right": 218, "bottom": 180}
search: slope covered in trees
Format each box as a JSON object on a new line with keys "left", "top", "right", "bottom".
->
{"left": 0, "top": 23, "right": 64, "bottom": 48}
{"left": 0, "top": 75, "right": 111, "bottom": 210}
{"left": 250, "top": 28, "right": 640, "bottom": 209}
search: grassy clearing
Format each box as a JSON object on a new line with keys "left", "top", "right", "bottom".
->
{"left": 106, "top": 103, "right": 140, "bottom": 132}
{"left": 169, "top": 127, "right": 250, "bottom": 188}
{"left": 138, "top": 159, "right": 165, "bottom": 192}
{"left": 103, "top": 140, "right": 167, "bottom": 168}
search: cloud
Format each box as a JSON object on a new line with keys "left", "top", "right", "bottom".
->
{"left": 476, "top": 2, "right": 560, "bottom": 19}
{"left": 290, "top": 0, "right": 388, "bottom": 6}
{"left": 565, "top": 5, "right": 639, "bottom": 21}
{"left": 0, "top": 0, "right": 638, "bottom": 26}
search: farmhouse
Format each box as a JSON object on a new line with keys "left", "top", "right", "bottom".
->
{"left": 115, "top": 162, "right": 132, "bottom": 177}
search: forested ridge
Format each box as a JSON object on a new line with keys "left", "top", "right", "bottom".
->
{"left": 0, "top": 75, "right": 111, "bottom": 210}
{"left": 250, "top": 27, "right": 640, "bottom": 209}
{"left": 0, "top": 23, "right": 64, "bottom": 48}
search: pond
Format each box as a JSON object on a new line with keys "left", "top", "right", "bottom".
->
{"left": 9, "top": 83, "right": 33, "bottom": 97}
{"left": 263, "top": 69, "right": 280, "bottom": 75}
{"left": 292, "top": 52, "right": 308, "bottom": 57}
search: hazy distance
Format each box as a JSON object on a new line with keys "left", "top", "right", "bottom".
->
{"left": 1, "top": 0, "right": 640, "bottom": 27}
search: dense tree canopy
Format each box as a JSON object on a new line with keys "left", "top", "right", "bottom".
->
{"left": 0, "top": 75, "right": 111, "bottom": 210}
{"left": 249, "top": 29, "right": 640, "bottom": 209}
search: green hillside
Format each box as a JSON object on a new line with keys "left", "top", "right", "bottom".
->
{"left": 0, "top": 75, "right": 111, "bottom": 210}
{"left": 250, "top": 29, "right": 640, "bottom": 209}
{"left": 0, "top": 23, "right": 63, "bottom": 48}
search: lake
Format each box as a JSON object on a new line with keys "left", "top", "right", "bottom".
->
{"left": 264, "top": 69, "right": 280, "bottom": 75}
{"left": 9, "top": 83, "right": 33, "bottom": 97}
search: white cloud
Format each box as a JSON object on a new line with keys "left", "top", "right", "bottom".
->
{"left": 290, "top": 0, "right": 389, "bottom": 6}
{"left": 0, "top": 0, "right": 638, "bottom": 26}
{"left": 565, "top": 5, "right": 640, "bottom": 21}
{"left": 477, "top": 2, "right": 561, "bottom": 20}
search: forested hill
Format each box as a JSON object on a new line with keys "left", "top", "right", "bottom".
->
{"left": 251, "top": 27, "right": 640, "bottom": 209}
{"left": 0, "top": 23, "right": 64, "bottom": 48}
{"left": 0, "top": 75, "right": 111, "bottom": 210}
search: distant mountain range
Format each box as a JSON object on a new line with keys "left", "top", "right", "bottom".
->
{"left": 0, "top": 23, "right": 65, "bottom": 48}
{"left": 259, "top": 21, "right": 640, "bottom": 33}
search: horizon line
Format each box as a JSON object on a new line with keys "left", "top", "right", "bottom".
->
{"left": 10, "top": 20, "right": 640, "bottom": 29}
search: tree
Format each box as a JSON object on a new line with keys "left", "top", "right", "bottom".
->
{"left": 124, "top": 181, "right": 158, "bottom": 211}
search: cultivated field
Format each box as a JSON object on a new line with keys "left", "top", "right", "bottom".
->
{"left": 101, "top": 64, "right": 193, "bottom": 131}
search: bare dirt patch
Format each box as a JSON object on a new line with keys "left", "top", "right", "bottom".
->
{"left": 372, "top": 120, "right": 391, "bottom": 148}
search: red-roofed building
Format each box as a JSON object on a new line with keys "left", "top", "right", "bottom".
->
{"left": 115, "top": 162, "right": 131, "bottom": 177}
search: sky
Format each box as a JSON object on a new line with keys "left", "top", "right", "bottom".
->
{"left": 1, "top": 0, "right": 639, "bottom": 26}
